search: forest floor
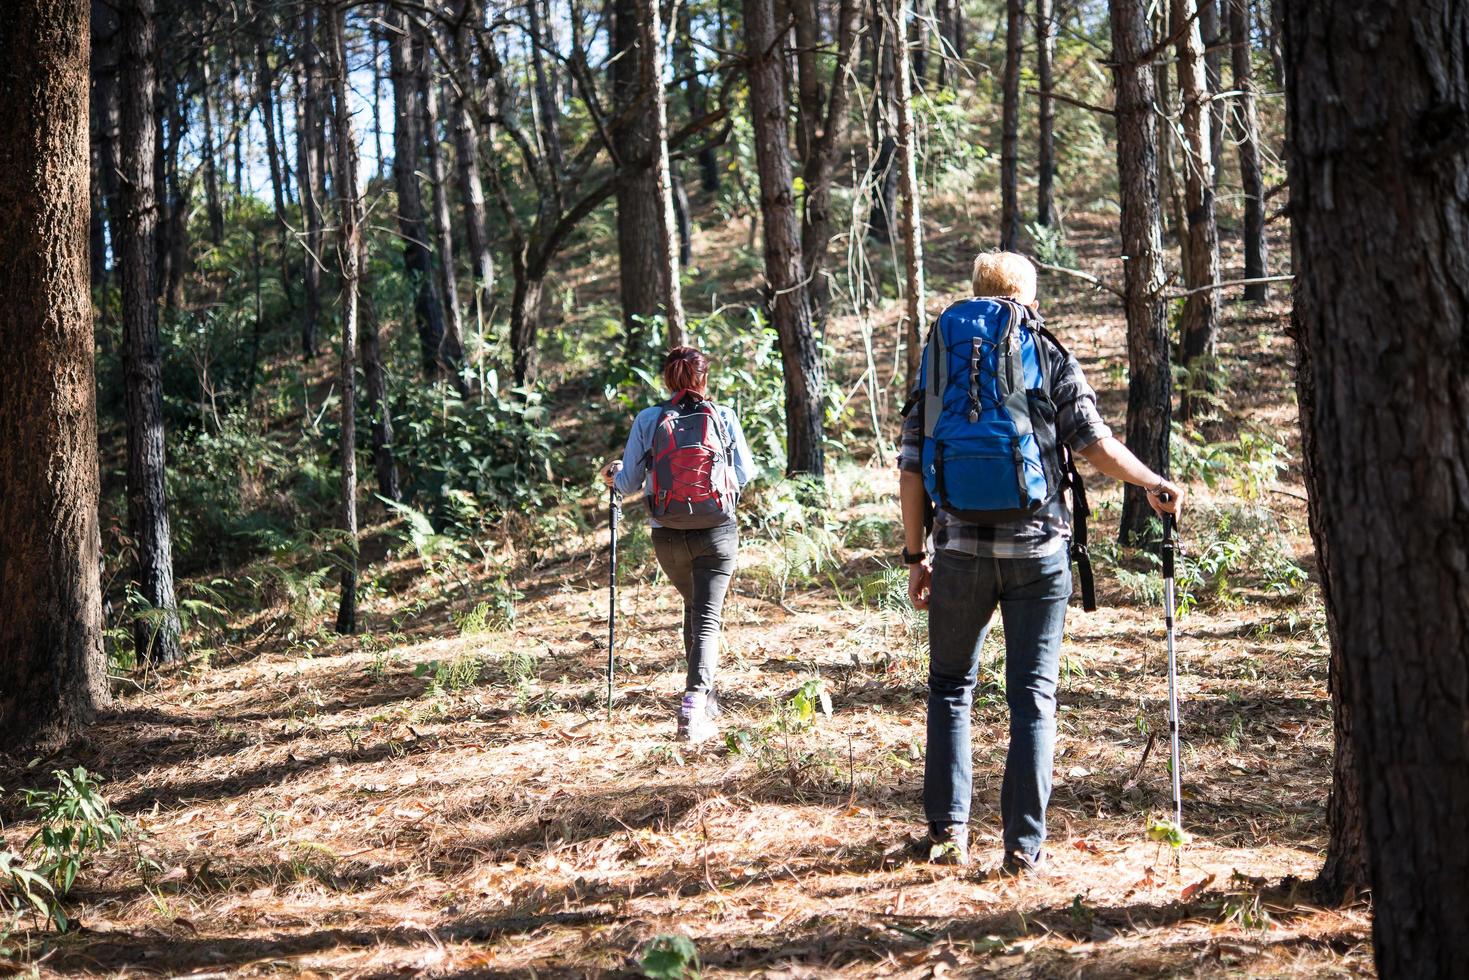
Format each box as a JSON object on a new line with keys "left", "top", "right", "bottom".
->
{"left": 1, "top": 206, "right": 1375, "bottom": 977}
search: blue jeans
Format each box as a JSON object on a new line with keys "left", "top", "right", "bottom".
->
{"left": 924, "top": 547, "right": 1071, "bottom": 856}
{"left": 651, "top": 522, "right": 738, "bottom": 694}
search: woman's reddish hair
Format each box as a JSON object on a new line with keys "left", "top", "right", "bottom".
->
{"left": 662, "top": 346, "right": 710, "bottom": 394}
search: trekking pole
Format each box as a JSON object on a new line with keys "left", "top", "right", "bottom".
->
{"left": 1160, "top": 498, "right": 1183, "bottom": 830}
{"left": 607, "top": 486, "right": 621, "bottom": 719}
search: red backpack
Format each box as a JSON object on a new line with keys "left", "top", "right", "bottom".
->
{"left": 646, "top": 391, "right": 738, "bottom": 529}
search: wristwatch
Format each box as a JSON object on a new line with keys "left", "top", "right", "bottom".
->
{"left": 902, "top": 547, "right": 927, "bottom": 565}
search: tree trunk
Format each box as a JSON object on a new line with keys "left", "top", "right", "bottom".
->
{"left": 1288, "top": 302, "right": 1367, "bottom": 904}
{"left": 359, "top": 285, "right": 399, "bottom": 501}
{"left": 230, "top": 50, "right": 244, "bottom": 196}
{"left": 792, "top": 0, "right": 820, "bottom": 163}
{"left": 1283, "top": 1, "right": 1469, "bottom": 968}
{"left": 160, "top": 80, "right": 188, "bottom": 313}
{"left": 612, "top": 0, "right": 667, "bottom": 357}
{"left": 934, "top": 0, "right": 952, "bottom": 88}
{"left": 525, "top": 0, "right": 564, "bottom": 177}
{"left": 671, "top": 163, "right": 693, "bottom": 266}
{"left": 1155, "top": 30, "right": 1186, "bottom": 251}
{"left": 678, "top": 4, "right": 720, "bottom": 192}
{"left": 1229, "top": 0, "right": 1269, "bottom": 302}
{"left": 298, "top": 10, "right": 324, "bottom": 358}
{"left": 509, "top": 254, "right": 543, "bottom": 385}
{"left": 95, "top": 9, "right": 122, "bottom": 325}
{"left": 200, "top": 58, "right": 224, "bottom": 246}
{"left": 325, "top": 0, "right": 359, "bottom": 635}
{"left": 419, "top": 50, "right": 469, "bottom": 390}
{"left": 799, "top": 0, "right": 860, "bottom": 320}
{"left": 89, "top": 81, "right": 107, "bottom": 289}
{"left": 1109, "top": 0, "right": 1171, "bottom": 545}
{"left": 450, "top": 0, "right": 493, "bottom": 344}
{"left": 255, "top": 35, "right": 293, "bottom": 310}
{"left": 642, "top": 0, "right": 687, "bottom": 345}
{"left": 1171, "top": 0, "right": 1221, "bottom": 422}
{"left": 1199, "top": 0, "right": 1225, "bottom": 190}
{"left": 0, "top": 0, "right": 109, "bottom": 751}
{"left": 1286, "top": 0, "right": 1469, "bottom": 963}
{"left": 892, "top": 0, "right": 925, "bottom": 391}
{"left": 387, "top": 7, "right": 449, "bottom": 379}
{"left": 1034, "top": 0, "right": 1056, "bottom": 226}
{"left": 119, "top": 0, "right": 182, "bottom": 663}
{"left": 744, "top": 0, "right": 825, "bottom": 478}
{"left": 999, "top": 0, "right": 1023, "bottom": 249}
{"left": 372, "top": 25, "right": 385, "bottom": 181}
{"left": 866, "top": 3, "right": 899, "bottom": 244}
{"left": 909, "top": 0, "right": 928, "bottom": 87}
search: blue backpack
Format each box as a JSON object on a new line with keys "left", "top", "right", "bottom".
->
{"left": 908, "top": 297, "right": 1096, "bottom": 610}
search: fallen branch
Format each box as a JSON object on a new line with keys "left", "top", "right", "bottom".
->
{"left": 1034, "top": 260, "right": 1126, "bottom": 299}
{"left": 1164, "top": 274, "right": 1294, "bottom": 299}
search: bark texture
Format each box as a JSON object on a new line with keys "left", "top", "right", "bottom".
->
{"left": 387, "top": 8, "right": 450, "bottom": 379}
{"left": 325, "top": 0, "right": 359, "bottom": 634}
{"left": 298, "top": 10, "right": 325, "bottom": 359}
{"left": 892, "top": 0, "right": 926, "bottom": 391}
{"left": 641, "top": 0, "right": 686, "bottom": 345}
{"left": 0, "top": 0, "right": 109, "bottom": 751}
{"left": 450, "top": 0, "right": 493, "bottom": 339}
{"left": 1034, "top": 0, "right": 1056, "bottom": 226}
{"left": 744, "top": 0, "right": 825, "bottom": 478}
{"left": 612, "top": 0, "right": 666, "bottom": 355}
{"left": 419, "top": 57, "right": 468, "bottom": 389}
{"left": 1288, "top": 304, "right": 1367, "bottom": 903}
{"left": 1283, "top": 1, "right": 1469, "bottom": 969}
{"left": 1109, "top": 0, "right": 1171, "bottom": 544}
{"left": 999, "top": 0, "right": 1024, "bottom": 249}
{"left": 1171, "top": 0, "right": 1221, "bottom": 419}
{"left": 1229, "top": 0, "right": 1269, "bottom": 302}
{"left": 119, "top": 0, "right": 182, "bottom": 662}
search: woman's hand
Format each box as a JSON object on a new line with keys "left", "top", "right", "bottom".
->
{"left": 1146, "top": 478, "right": 1186, "bottom": 518}
{"left": 600, "top": 460, "right": 623, "bottom": 488}
{"left": 908, "top": 560, "right": 933, "bottom": 611}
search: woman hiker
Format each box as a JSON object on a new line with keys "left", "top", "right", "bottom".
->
{"left": 602, "top": 346, "right": 757, "bottom": 743}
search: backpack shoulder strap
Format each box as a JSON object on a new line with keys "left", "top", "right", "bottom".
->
{"left": 706, "top": 401, "right": 735, "bottom": 458}
{"left": 922, "top": 318, "right": 946, "bottom": 439}
{"left": 1026, "top": 323, "right": 1097, "bottom": 611}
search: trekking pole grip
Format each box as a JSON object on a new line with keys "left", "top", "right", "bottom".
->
{"left": 1157, "top": 491, "right": 1176, "bottom": 578}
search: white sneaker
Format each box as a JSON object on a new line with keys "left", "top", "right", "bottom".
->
{"left": 677, "top": 692, "right": 719, "bottom": 744}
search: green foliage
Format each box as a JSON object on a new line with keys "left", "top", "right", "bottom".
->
{"left": 1170, "top": 423, "right": 1291, "bottom": 501}
{"left": 1146, "top": 817, "right": 1191, "bottom": 849}
{"left": 415, "top": 654, "right": 484, "bottom": 695}
{"left": 390, "top": 380, "right": 564, "bottom": 528}
{"left": 16, "top": 768, "right": 129, "bottom": 929}
{"left": 0, "top": 848, "right": 55, "bottom": 932}
{"left": 456, "top": 580, "right": 521, "bottom": 635}
{"left": 640, "top": 933, "right": 701, "bottom": 979}
{"left": 1026, "top": 220, "right": 1078, "bottom": 269}
{"left": 783, "top": 678, "right": 833, "bottom": 730}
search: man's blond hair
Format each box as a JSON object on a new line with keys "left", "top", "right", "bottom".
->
{"left": 971, "top": 251, "right": 1037, "bottom": 306}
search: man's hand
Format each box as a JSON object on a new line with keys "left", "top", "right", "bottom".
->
{"left": 908, "top": 560, "right": 933, "bottom": 611}
{"left": 600, "top": 460, "right": 623, "bottom": 488}
{"left": 1146, "top": 478, "right": 1186, "bottom": 518}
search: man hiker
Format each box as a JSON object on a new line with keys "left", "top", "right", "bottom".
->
{"left": 899, "top": 251, "right": 1187, "bottom": 872}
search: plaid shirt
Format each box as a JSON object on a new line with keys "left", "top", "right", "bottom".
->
{"left": 898, "top": 331, "right": 1112, "bottom": 559}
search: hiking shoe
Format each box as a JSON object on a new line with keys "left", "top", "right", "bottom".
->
{"left": 998, "top": 849, "right": 1046, "bottom": 878}
{"left": 677, "top": 692, "right": 719, "bottom": 744}
{"left": 912, "top": 823, "right": 969, "bottom": 866}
